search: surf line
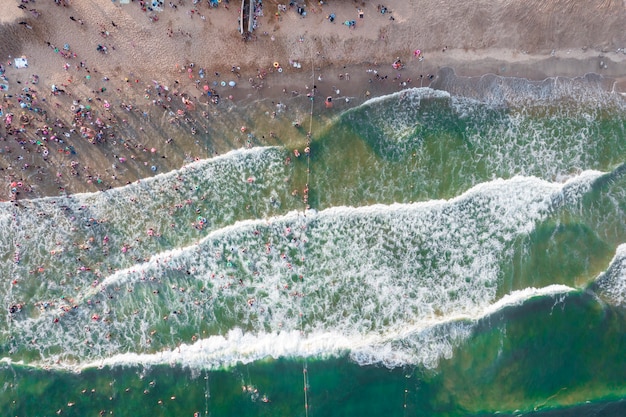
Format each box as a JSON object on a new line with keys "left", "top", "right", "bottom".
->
{"left": 298, "top": 42, "right": 316, "bottom": 417}
{"left": 303, "top": 359, "right": 310, "bottom": 417}
{"left": 204, "top": 369, "right": 210, "bottom": 417}
{"left": 300, "top": 305, "right": 310, "bottom": 417}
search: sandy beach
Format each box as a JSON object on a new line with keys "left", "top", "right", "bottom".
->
{"left": 1, "top": 0, "right": 625, "bottom": 199}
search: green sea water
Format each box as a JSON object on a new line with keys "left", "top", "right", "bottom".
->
{"left": 2, "top": 75, "right": 626, "bottom": 417}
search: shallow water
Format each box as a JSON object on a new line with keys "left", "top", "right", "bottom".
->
{"left": 2, "top": 78, "right": 626, "bottom": 416}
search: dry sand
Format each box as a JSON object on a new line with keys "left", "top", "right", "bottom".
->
{"left": 1, "top": 0, "right": 625, "bottom": 199}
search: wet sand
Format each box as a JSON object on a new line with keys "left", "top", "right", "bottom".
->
{"left": 1, "top": 0, "right": 625, "bottom": 199}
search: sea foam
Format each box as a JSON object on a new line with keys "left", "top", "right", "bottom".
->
{"left": 1, "top": 172, "right": 601, "bottom": 371}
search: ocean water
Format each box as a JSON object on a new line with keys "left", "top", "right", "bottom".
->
{"left": 2, "top": 75, "right": 626, "bottom": 417}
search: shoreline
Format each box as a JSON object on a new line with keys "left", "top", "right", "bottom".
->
{"left": 1, "top": 0, "right": 625, "bottom": 200}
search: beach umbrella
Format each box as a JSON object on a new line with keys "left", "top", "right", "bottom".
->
{"left": 228, "top": 81, "right": 236, "bottom": 87}
{"left": 203, "top": 85, "right": 209, "bottom": 92}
